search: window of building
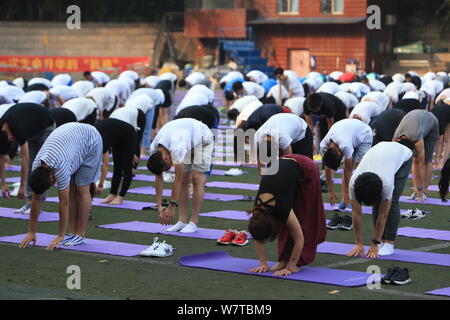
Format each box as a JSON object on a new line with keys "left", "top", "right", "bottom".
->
{"left": 320, "top": 0, "right": 344, "bottom": 14}
{"left": 278, "top": 0, "right": 299, "bottom": 14}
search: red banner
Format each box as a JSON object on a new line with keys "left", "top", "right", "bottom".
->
{"left": 0, "top": 55, "right": 150, "bottom": 73}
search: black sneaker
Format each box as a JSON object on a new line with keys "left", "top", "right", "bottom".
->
{"left": 382, "top": 266, "right": 400, "bottom": 284}
{"left": 338, "top": 215, "right": 353, "bottom": 230}
{"left": 327, "top": 213, "right": 343, "bottom": 230}
{"left": 390, "top": 267, "right": 411, "bottom": 285}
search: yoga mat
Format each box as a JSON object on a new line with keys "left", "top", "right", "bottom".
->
{"left": 5, "top": 165, "right": 20, "bottom": 172}
{"left": 397, "top": 227, "right": 450, "bottom": 241}
{"left": 425, "top": 287, "right": 450, "bottom": 297}
{"left": 46, "top": 197, "right": 155, "bottom": 211}
{"left": 212, "top": 161, "right": 257, "bottom": 168}
{"left": 127, "top": 186, "right": 246, "bottom": 202}
{"left": 0, "top": 207, "right": 59, "bottom": 222}
{"left": 205, "top": 181, "right": 259, "bottom": 191}
{"left": 135, "top": 168, "right": 248, "bottom": 176}
{"left": 400, "top": 196, "right": 450, "bottom": 206}
{"left": 98, "top": 221, "right": 237, "bottom": 240}
{"left": 323, "top": 203, "right": 408, "bottom": 215}
{"left": 213, "top": 152, "right": 235, "bottom": 158}
{"left": 0, "top": 233, "right": 148, "bottom": 257}
{"left": 317, "top": 241, "right": 450, "bottom": 267}
{"left": 200, "top": 210, "right": 250, "bottom": 220}
{"left": 179, "top": 251, "right": 379, "bottom": 287}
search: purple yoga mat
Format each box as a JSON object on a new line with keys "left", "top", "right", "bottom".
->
{"left": 323, "top": 203, "right": 408, "bottom": 215}
{"left": 400, "top": 196, "right": 450, "bottom": 206}
{"left": 425, "top": 287, "right": 450, "bottom": 297}
{"left": 98, "top": 221, "right": 237, "bottom": 240}
{"left": 397, "top": 227, "right": 450, "bottom": 241}
{"left": 212, "top": 161, "right": 258, "bottom": 168}
{"left": 0, "top": 233, "right": 148, "bottom": 256}
{"left": 200, "top": 210, "right": 250, "bottom": 220}
{"left": 45, "top": 197, "right": 155, "bottom": 211}
{"left": 135, "top": 168, "right": 248, "bottom": 176}
{"left": 127, "top": 186, "right": 246, "bottom": 202}
{"left": 0, "top": 207, "right": 59, "bottom": 222}
{"left": 5, "top": 165, "right": 20, "bottom": 172}
{"left": 179, "top": 251, "right": 379, "bottom": 287}
{"left": 317, "top": 241, "right": 450, "bottom": 267}
{"left": 213, "top": 152, "right": 235, "bottom": 158}
{"left": 205, "top": 181, "right": 259, "bottom": 191}
{"left": 5, "top": 177, "right": 20, "bottom": 183}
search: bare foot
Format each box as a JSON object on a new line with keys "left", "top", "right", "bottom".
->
{"left": 102, "top": 194, "right": 116, "bottom": 204}
{"left": 109, "top": 196, "right": 124, "bottom": 205}
{"left": 270, "top": 261, "right": 287, "bottom": 272}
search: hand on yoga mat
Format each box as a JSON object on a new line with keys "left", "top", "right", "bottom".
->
{"left": 249, "top": 264, "right": 270, "bottom": 273}
{"left": 19, "top": 232, "right": 36, "bottom": 248}
{"left": 366, "top": 244, "right": 379, "bottom": 259}
{"left": 329, "top": 190, "right": 337, "bottom": 207}
{"left": 46, "top": 236, "right": 64, "bottom": 251}
{"left": 17, "top": 185, "right": 25, "bottom": 200}
{"left": 160, "top": 206, "right": 174, "bottom": 225}
{"left": 1, "top": 183, "right": 10, "bottom": 199}
{"left": 346, "top": 244, "right": 365, "bottom": 257}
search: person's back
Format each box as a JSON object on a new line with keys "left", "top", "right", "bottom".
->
{"left": 245, "top": 104, "right": 284, "bottom": 131}
{"left": 371, "top": 108, "right": 405, "bottom": 144}
{"left": 174, "top": 105, "right": 219, "bottom": 129}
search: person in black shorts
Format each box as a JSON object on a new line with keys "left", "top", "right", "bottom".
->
{"left": 370, "top": 108, "right": 405, "bottom": 145}
{"left": 430, "top": 101, "right": 450, "bottom": 169}
{"left": 154, "top": 80, "right": 174, "bottom": 129}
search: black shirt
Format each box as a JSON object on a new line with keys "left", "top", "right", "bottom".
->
{"left": 49, "top": 108, "right": 77, "bottom": 127}
{"left": 370, "top": 108, "right": 405, "bottom": 142}
{"left": 155, "top": 80, "right": 173, "bottom": 92}
{"left": 303, "top": 92, "right": 347, "bottom": 121}
{"left": 430, "top": 102, "right": 450, "bottom": 135}
{"left": 246, "top": 104, "right": 283, "bottom": 131}
{"left": 394, "top": 99, "right": 422, "bottom": 114}
{"left": 174, "top": 105, "right": 219, "bottom": 129}
{"left": 95, "top": 118, "right": 137, "bottom": 154}
{"left": 1, "top": 103, "right": 54, "bottom": 145}
{"left": 256, "top": 158, "right": 302, "bottom": 223}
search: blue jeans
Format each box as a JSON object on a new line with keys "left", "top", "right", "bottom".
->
{"left": 141, "top": 107, "right": 156, "bottom": 149}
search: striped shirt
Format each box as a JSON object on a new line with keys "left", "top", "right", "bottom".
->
{"left": 32, "top": 123, "right": 102, "bottom": 190}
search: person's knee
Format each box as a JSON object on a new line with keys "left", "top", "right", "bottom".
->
{"left": 191, "top": 172, "right": 206, "bottom": 187}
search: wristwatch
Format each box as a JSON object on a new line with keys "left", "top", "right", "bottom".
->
{"left": 169, "top": 200, "right": 179, "bottom": 207}
{"left": 372, "top": 239, "right": 381, "bottom": 245}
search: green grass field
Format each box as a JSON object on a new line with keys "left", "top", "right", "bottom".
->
{"left": 1, "top": 114, "right": 449, "bottom": 301}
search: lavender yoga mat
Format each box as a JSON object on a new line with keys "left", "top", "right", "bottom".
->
{"left": 0, "top": 207, "right": 59, "bottom": 222}
{"left": 205, "top": 181, "right": 259, "bottom": 191}
{"left": 98, "top": 221, "right": 235, "bottom": 240}
{"left": 199, "top": 210, "right": 330, "bottom": 224}
{"left": 46, "top": 197, "right": 155, "bottom": 211}
{"left": 400, "top": 196, "right": 450, "bottom": 206}
{"left": 397, "top": 227, "right": 450, "bottom": 241}
{"left": 127, "top": 186, "right": 246, "bottom": 202}
{"left": 135, "top": 168, "right": 248, "bottom": 176}
{"left": 425, "top": 287, "right": 450, "bottom": 297}
{"left": 212, "top": 161, "right": 257, "bottom": 168}
{"left": 0, "top": 233, "right": 148, "bottom": 257}
{"left": 179, "top": 251, "right": 379, "bottom": 287}
{"left": 317, "top": 241, "right": 450, "bottom": 267}
{"left": 323, "top": 203, "right": 408, "bottom": 215}
{"left": 5, "top": 165, "right": 20, "bottom": 172}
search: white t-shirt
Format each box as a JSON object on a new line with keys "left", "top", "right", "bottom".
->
{"left": 51, "top": 74, "right": 72, "bottom": 87}
{"left": 119, "top": 70, "right": 140, "bottom": 81}
{"left": 320, "top": 119, "right": 373, "bottom": 159}
{"left": 186, "top": 85, "right": 214, "bottom": 103}
{"left": 62, "top": 97, "right": 97, "bottom": 121}
{"left": 105, "top": 79, "right": 131, "bottom": 105}
{"left": 236, "top": 100, "right": 263, "bottom": 127}
{"left": 246, "top": 70, "right": 268, "bottom": 84}
{"left": 280, "top": 76, "right": 304, "bottom": 97}
{"left": 402, "top": 82, "right": 417, "bottom": 94}
{"left": 329, "top": 71, "right": 343, "bottom": 81}
{"left": 284, "top": 97, "right": 305, "bottom": 116}
{"left": 18, "top": 91, "right": 47, "bottom": 104}
{"left": 144, "top": 75, "right": 160, "bottom": 88}
{"left": 28, "top": 77, "right": 52, "bottom": 89}
{"left": 348, "top": 82, "right": 371, "bottom": 98}
{"left": 368, "top": 79, "right": 386, "bottom": 92}
{"left": 49, "top": 85, "right": 79, "bottom": 102}
{"left": 0, "top": 104, "right": 14, "bottom": 119}
{"left": 86, "top": 87, "right": 116, "bottom": 112}
{"left": 304, "top": 77, "right": 323, "bottom": 93}
{"left": 0, "top": 85, "right": 25, "bottom": 103}
{"left": 350, "top": 101, "right": 381, "bottom": 124}
{"left": 149, "top": 118, "right": 213, "bottom": 164}
{"left": 349, "top": 142, "right": 413, "bottom": 201}
{"left": 110, "top": 105, "right": 139, "bottom": 131}
{"left": 393, "top": 73, "right": 405, "bottom": 83}
{"left": 230, "top": 95, "right": 259, "bottom": 113}
{"left": 12, "top": 77, "right": 25, "bottom": 89}
{"left": 284, "top": 70, "right": 299, "bottom": 79}
{"left": 422, "top": 80, "right": 444, "bottom": 98}
{"left": 185, "top": 72, "right": 207, "bottom": 86}
{"left": 335, "top": 91, "right": 358, "bottom": 109}
{"left": 317, "top": 82, "right": 342, "bottom": 95}
{"left": 159, "top": 72, "right": 178, "bottom": 83}
{"left": 361, "top": 91, "right": 390, "bottom": 113}
{"left": 255, "top": 113, "right": 308, "bottom": 150}
{"left": 72, "top": 80, "right": 95, "bottom": 97}
{"left": 219, "top": 71, "right": 244, "bottom": 84}
{"left": 435, "top": 88, "right": 450, "bottom": 103}
{"left": 267, "top": 84, "right": 288, "bottom": 105}
{"left": 176, "top": 93, "right": 210, "bottom": 115}
{"left": 124, "top": 94, "right": 154, "bottom": 114}
{"left": 129, "top": 88, "right": 165, "bottom": 106}
{"left": 91, "top": 71, "right": 110, "bottom": 85}
{"left": 242, "top": 82, "right": 265, "bottom": 99}
{"left": 384, "top": 82, "right": 403, "bottom": 103}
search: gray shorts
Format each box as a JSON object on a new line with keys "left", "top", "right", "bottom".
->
{"left": 352, "top": 134, "right": 373, "bottom": 164}
{"left": 183, "top": 135, "right": 214, "bottom": 173}
{"left": 71, "top": 139, "right": 103, "bottom": 186}
{"left": 424, "top": 125, "right": 440, "bottom": 163}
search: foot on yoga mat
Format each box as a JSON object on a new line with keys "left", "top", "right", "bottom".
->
{"left": 179, "top": 251, "right": 381, "bottom": 287}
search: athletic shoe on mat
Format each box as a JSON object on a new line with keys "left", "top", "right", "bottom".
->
{"left": 140, "top": 237, "right": 161, "bottom": 256}
{"left": 382, "top": 266, "right": 400, "bottom": 284}
{"left": 60, "top": 234, "right": 75, "bottom": 245}
{"left": 217, "top": 229, "right": 237, "bottom": 245}
{"left": 401, "top": 209, "right": 414, "bottom": 219}
{"left": 166, "top": 221, "right": 187, "bottom": 232}
{"left": 379, "top": 243, "right": 395, "bottom": 256}
{"left": 15, "top": 203, "right": 31, "bottom": 215}
{"left": 163, "top": 172, "right": 175, "bottom": 183}
{"left": 408, "top": 192, "right": 417, "bottom": 200}
{"left": 327, "top": 213, "right": 343, "bottom": 230}
{"left": 225, "top": 168, "right": 243, "bottom": 176}
{"left": 150, "top": 241, "right": 174, "bottom": 257}
{"left": 410, "top": 208, "right": 427, "bottom": 220}
{"left": 338, "top": 215, "right": 353, "bottom": 230}
{"left": 179, "top": 222, "right": 198, "bottom": 234}
{"left": 390, "top": 267, "right": 411, "bottom": 285}
{"left": 231, "top": 231, "right": 249, "bottom": 246}
{"left": 64, "top": 235, "right": 85, "bottom": 246}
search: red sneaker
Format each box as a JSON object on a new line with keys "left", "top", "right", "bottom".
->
{"left": 231, "top": 230, "right": 249, "bottom": 246}
{"left": 217, "top": 229, "right": 237, "bottom": 245}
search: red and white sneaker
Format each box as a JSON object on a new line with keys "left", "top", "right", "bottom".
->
{"left": 217, "top": 229, "right": 237, "bottom": 245}
{"left": 231, "top": 230, "right": 249, "bottom": 246}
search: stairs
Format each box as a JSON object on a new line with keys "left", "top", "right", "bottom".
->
{"left": 384, "top": 53, "right": 450, "bottom": 76}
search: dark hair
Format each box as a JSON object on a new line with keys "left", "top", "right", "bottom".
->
{"left": 243, "top": 75, "right": 251, "bottom": 82}
{"left": 227, "top": 108, "right": 239, "bottom": 121}
{"left": 323, "top": 148, "right": 342, "bottom": 171}
{"left": 247, "top": 206, "right": 279, "bottom": 242}
{"left": 146, "top": 150, "right": 165, "bottom": 175}
{"left": 220, "top": 82, "right": 226, "bottom": 89}
{"left": 178, "top": 79, "right": 187, "bottom": 87}
{"left": 397, "top": 138, "right": 416, "bottom": 152}
{"left": 0, "top": 131, "right": 12, "bottom": 155}
{"left": 224, "top": 90, "right": 235, "bottom": 101}
{"left": 265, "top": 96, "right": 276, "bottom": 104}
{"left": 232, "top": 81, "right": 243, "bottom": 92}
{"left": 354, "top": 172, "right": 383, "bottom": 206}
{"left": 83, "top": 71, "right": 91, "bottom": 77}
{"left": 411, "top": 76, "right": 422, "bottom": 90}
{"left": 29, "top": 166, "right": 53, "bottom": 195}
{"left": 273, "top": 67, "right": 284, "bottom": 76}
{"left": 303, "top": 83, "right": 310, "bottom": 97}
{"left": 305, "top": 93, "right": 323, "bottom": 112}
{"left": 438, "top": 158, "right": 450, "bottom": 202}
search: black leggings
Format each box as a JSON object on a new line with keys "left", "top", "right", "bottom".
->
{"left": 80, "top": 109, "right": 98, "bottom": 126}
{"left": 291, "top": 127, "right": 313, "bottom": 159}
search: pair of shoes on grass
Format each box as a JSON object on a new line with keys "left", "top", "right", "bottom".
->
{"left": 217, "top": 229, "right": 249, "bottom": 246}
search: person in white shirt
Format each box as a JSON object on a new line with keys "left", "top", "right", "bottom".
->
{"left": 18, "top": 91, "right": 47, "bottom": 105}
{"left": 119, "top": 70, "right": 140, "bottom": 90}
{"left": 368, "top": 79, "right": 386, "bottom": 92}
{"left": 283, "top": 97, "right": 305, "bottom": 116}
{"left": 348, "top": 82, "right": 371, "bottom": 99}
{"left": 227, "top": 95, "right": 259, "bottom": 121}
{"left": 0, "top": 85, "right": 25, "bottom": 104}
{"left": 246, "top": 70, "right": 269, "bottom": 84}
{"left": 422, "top": 80, "right": 444, "bottom": 108}
{"left": 175, "top": 92, "right": 210, "bottom": 115}
{"left": 274, "top": 68, "right": 305, "bottom": 101}
{"left": 350, "top": 101, "right": 382, "bottom": 124}
{"left": 51, "top": 74, "right": 72, "bottom": 87}
{"left": 320, "top": 119, "right": 373, "bottom": 209}
{"left": 147, "top": 118, "right": 214, "bottom": 234}
{"left": 86, "top": 87, "right": 117, "bottom": 120}
{"left": 304, "top": 76, "right": 323, "bottom": 94}
{"left": 48, "top": 85, "right": 79, "bottom": 107}
{"left": 235, "top": 99, "right": 263, "bottom": 128}
{"left": 435, "top": 88, "right": 450, "bottom": 104}
{"left": 158, "top": 72, "right": 178, "bottom": 92}
{"left": 28, "top": 77, "right": 52, "bottom": 89}
{"left": 266, "top": 84, "right": 288, "bottom": 105}
{"left": 384, "top": 82, "right": 404, "bottom": 107}
{"left": 72, "top": 80, "right": 95, "bottom": 97}
{"left": 361, "top": 91, "right": 390, "bottom": 113}
{"left": 179, "top": 72, "right": 211, "bottom": 89}
{"left": 317, "top": 82, "right": 342, "bottom": 95}
{"left": 105, "top": 79, "right": 131, "bottom": 107}
{"left": 347, "top": 142, "right": 413, "bottom": 258}
{"left": 232, "top": 81, "right": 265, "bottom": 100}
{"left": 335, "top": 91, "right": 358, "bottom": 111}
{"left": 185, "top": 85, "right": 214, "bottom": 104}
{"left": 84, "top": 71, "right": 110, "bottom": 87}
{"left": 219, "top": 71, "right": 244, "bottom": 88}
{"left": 62, "top": 97, "right": 98, "bottom": 125}
{"left": 143, "top": 75, "right": 160, "bottom": 89}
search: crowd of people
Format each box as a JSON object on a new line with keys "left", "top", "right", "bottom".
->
{"left": 1, "top": 63, "right": 449, "bottom": 277}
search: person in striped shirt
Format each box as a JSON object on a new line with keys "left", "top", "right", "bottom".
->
{"left": 19, "top": 123, "right": 103, "bottom": 250}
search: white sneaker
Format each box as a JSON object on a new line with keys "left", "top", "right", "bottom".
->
{"left": 166, "top": 221, "right": 187, "bottom": 232}
{"left": 411, "top": 208, "right": 427, "bottom": 220}
{"left": 179, "top": 222, "right": 198, "bottom": 234}
{"left": 64, "top": 235, "right": 85, "bottom": 246}
{"left": 225, "top": 168, "right": 243, "bottom": 176}
{"left": 401, "top": 209, "right": 414, "bottom": 219}
{"left": 163, "top": 172, "right": 175, "bottom": 183}
{"left": 379, "top": 243, "right": 394, "bottom": 256}
{"left": 140, "top": 237, "right": 161, "bottom": 256}
{"left": 15, "top": 203, "right": 31, "bottom": 215}
{"left": 149, "top": 241, "right": 174, "bottom": 257}
{"left": 408, "top": 192, "right": 417, "bottom": 200}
